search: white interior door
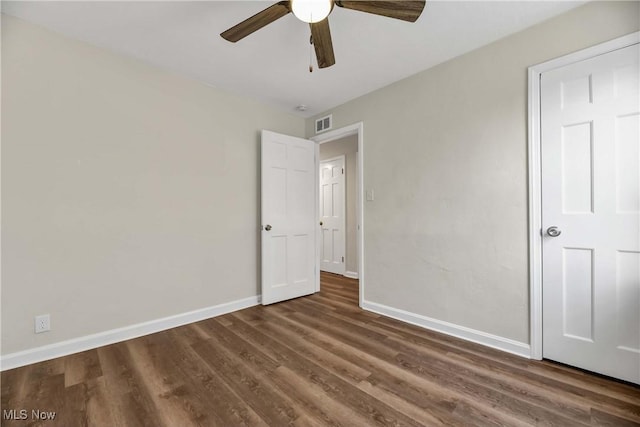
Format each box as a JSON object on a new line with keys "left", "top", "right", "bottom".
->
{"left": 261, "top": 130, "right": 316, "bottom": 305}
{"left": 541, "top": 43, "right": 640, "bottom": 384}
{"left": 320, "top": 156, "right": 345, "bottom": 275}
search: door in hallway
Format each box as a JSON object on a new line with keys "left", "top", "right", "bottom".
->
{"left": 319, "top": 156, "right": 345, "bottom": 275}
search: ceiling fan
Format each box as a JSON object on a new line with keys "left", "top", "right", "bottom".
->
{"left": 221, "top": 0, "right": 426, "bottom": 70}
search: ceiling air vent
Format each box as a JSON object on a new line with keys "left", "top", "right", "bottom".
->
{"left": 315, "top": 114, "right": 332, "bottom": 134}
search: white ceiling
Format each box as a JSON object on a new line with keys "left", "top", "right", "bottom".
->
{"left": 2, "top": 1, "right": 585, "bottom": 117}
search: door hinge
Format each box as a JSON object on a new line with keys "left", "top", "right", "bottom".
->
{"left": 342, "top": 168, "right": 344, "bottom": 174}
{"left": 342, "top": 256, "right": 345, "bottom": 263}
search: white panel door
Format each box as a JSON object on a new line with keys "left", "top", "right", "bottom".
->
{"left": 261, "top": 130, "right": 316, "bottom": 305}
{"left": 320, "top": 156, "right": 345, "bottom": 274}
{"left": 541, "top": 43, "right": 640, "bottom": 384}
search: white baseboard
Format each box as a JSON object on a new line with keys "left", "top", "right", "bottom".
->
{"left": 1, "top": 295, "right": 261, "bottom": 371}
{"left": 344, "top": 271, "right": 359, "bottom": 279}
{"left": 361, "top": 300, "right": 531, "bottom": 358}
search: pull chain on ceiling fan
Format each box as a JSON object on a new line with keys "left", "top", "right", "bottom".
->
{"left": 220, "top": 0, "right": 426, "bottom": 70}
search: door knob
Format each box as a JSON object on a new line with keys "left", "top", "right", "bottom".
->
{"left": 265, "top": 224, "right": 272, "bottom": 231}
{"left": 546, "top": 226, "right": 561, "bottom": 237}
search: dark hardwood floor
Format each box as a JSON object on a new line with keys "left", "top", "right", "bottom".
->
{"left": 2, "top": 272, "right": 639, "bottom": 426}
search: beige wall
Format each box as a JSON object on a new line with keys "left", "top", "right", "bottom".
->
{"left": 1, "top": 15, "right": 304, "bottom": 355}
{"left": 306, "top": 1, "right": 640, "bottom": 343}
{"left": 319, "top": 135, "right": 358, "bottom": 274}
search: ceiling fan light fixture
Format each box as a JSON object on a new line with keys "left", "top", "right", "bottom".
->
{"left": 291, "top": 0, "right": 332, "bottom": 23}
{"left": 221, "top": 0, "right": 426, "bottom": 69}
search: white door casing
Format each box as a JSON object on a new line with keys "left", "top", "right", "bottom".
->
{"left": 261, "top": 130, "right": 316, "bottom": 305}
{"left": 320, "top": 156, "right": 346, "bottom": 275}
{"left": 540, "top": 43, "right": 640, "bottom": 384}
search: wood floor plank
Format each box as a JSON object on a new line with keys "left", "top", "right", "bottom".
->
{"left": 207, "top": 309, "right": 424, "bottom": 427}
{"left": 395, "top": 351, "right": 588, "bottom": 426}
{"left": 2, "top": 272, "right": 639, "bottom": 426}
{"left": 230, "top": 312, "right": 372, "bottom": 385}
{"left": 365, "top": 311, "right": 640, "bottom": 418}
{"left": 367, "top": 369, "right": 520, "bottom": 426}
{"left": 234, "top": 307, "right": 388, "bottom": 383}
{"left": 356, "top": 379, "right": 455, "bottom": 426}
{"left": 1, "top": 365, "right": 29, "bottom": 409}
{"left": 240, "top": 307, "right": 502, "bottom": 426}
{"left": 191, "top": 338, "right": 299, "bottom": 426}
{"left": 270, "top": 365, "right": 373, "bottom": 427}
{"left": 97, "top": 343, "right": 166, "bottom": 427}
{"left": 590, "top": 407, "right": 640, "bottom": 426}
{"left": 166, "top": 328, "right": 269, "bottom": 427}
{"left": 64, "top": 350, "right": 103, "bottom": 388}
{"left": 125, "top": 333, "right": 215, "bottom": 426}
{"left": 59, "top": 381, "right": 89, "bottom": 427}
{"left": 83, "top": 377, "right": 118, "bottom": 427}
{"left": 384, "top": 334, "right": 594, "bottom": 424}
{"left": 2, "top": 373, "right": 66, "bottom": 427}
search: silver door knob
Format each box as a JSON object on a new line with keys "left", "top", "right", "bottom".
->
{"left": 264, "top": 224, "right": 272, "bottom": 231}
{"left": 547, "top": 226, "right": 561, "bottom": 237}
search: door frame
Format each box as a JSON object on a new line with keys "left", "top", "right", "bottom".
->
{"left": 319, "top": 155, "right": 346, "bottom": 275}
{"left": 527, "top": 32, "right": 639, "bottom": 360}
{"left": 311, "top": 122, "right": 365, "bottom": 307}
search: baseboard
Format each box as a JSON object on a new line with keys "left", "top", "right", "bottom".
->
{"left": 361, "top": 300, "right": 531, "bottom": 358}
{"left": 344, "top": 271, "right": 359, "bottom": 279}
{"left": 1, "top": 295, "right": 261, "bottom": 371}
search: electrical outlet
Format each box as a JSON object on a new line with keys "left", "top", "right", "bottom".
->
{"left": 35, "top": 314, "right": 50, "bottom": 334}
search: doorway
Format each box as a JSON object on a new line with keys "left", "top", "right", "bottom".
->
{"left": 312, "top": 123, "right": 364, "bottom": 307}
{"left": 529, "top": 33, "right": 639, "bottom": 384}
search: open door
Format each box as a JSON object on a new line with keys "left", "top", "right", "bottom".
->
{"left": 261, "top": 130, "right": 317, "bottom": 305}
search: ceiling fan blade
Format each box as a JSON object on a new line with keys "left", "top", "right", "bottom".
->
{"left": 310, "top": 18, "right": 336, "bottom": 69}
{"left": 221, "top": 1, "right": 291, "bottom": 42}
{"left": 335, "top": 1, "right": 425, "bottom": 22}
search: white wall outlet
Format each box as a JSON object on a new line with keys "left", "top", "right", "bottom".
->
{"left": 35, "top": 314, "right": 50, "bottom": 333}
